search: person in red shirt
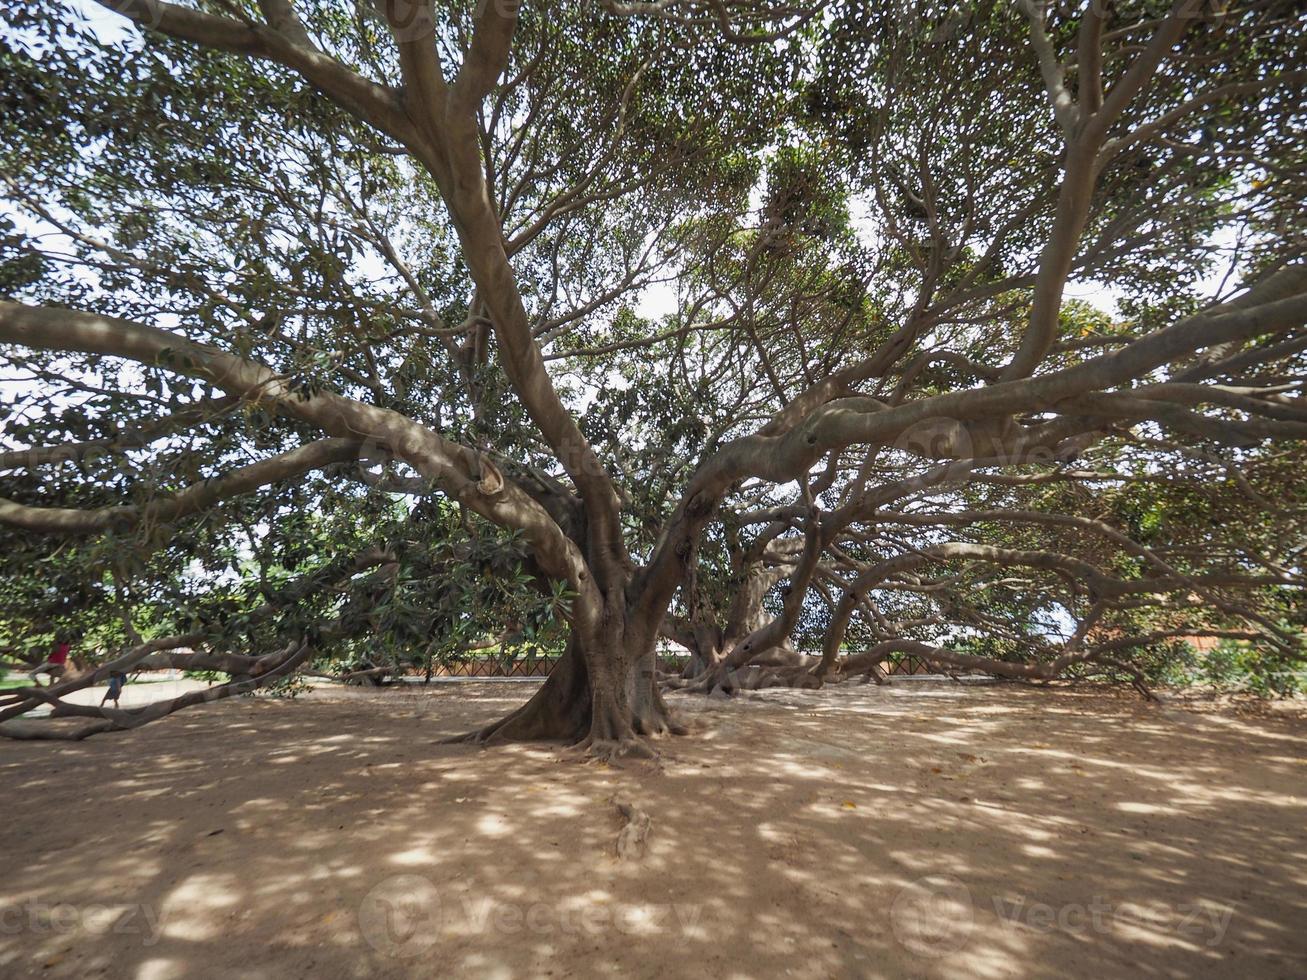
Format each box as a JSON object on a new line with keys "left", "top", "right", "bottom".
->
{"left": 28, "top": 639, "right": 71, "bottom": 685}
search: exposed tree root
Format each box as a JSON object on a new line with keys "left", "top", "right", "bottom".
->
{"left": 614, "top": 797, "right": 652, "bottom": 860}
{"left": 632, "top": 710, "right": 690, "bottom": 738}
{"left": 573, "top": 694, "right": 669, "bottom": 763}
{"left": 664, "top": 641, "right": 1169, "bottom": 703}
{"left": 571, "top": 736, "right": 657, "bottom": 764}
{"left": 445, "top": 696, "right": 586, "bottom": 745}
{"left": 671, "top": 660, "right": 826, "bottom": 696}
{"left": 446, "top": 644, "right": 689, "bottom": 760}
{"left": 445, "top": 642, "right": 591, "bottom": 745}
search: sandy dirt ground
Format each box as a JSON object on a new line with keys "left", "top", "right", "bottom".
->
{"left": 0, "top": 680, "right": 1304, "bottom": 980}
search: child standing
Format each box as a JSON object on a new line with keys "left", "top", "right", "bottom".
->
{"left": 100, "top": 670, "right": 127, "bottom": 708}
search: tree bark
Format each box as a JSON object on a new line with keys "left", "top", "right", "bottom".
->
{"left": 451, "top": 602, "right": 687, "bottom": 759}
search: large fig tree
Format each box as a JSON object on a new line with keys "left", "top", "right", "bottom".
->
{"left": 1, "top": 0, "right": 1304, "bottom": 752}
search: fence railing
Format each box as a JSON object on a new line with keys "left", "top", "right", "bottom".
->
{"left": 424, "top": 652, "right": 936, "bottom": 679}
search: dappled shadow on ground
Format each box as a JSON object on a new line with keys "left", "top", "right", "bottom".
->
{"left": 0, "top": 681, "right": 1304, "bottom": 979}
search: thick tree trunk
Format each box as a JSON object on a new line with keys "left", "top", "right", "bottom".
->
{"left": 451, "top": 616, "right": 687, "bottom": 759}
{"left": 671, "top": 558, "right": 804, "bottom": 693}
{"left": 672, "top": 558, "right": 791, "bottom": 681}
{"left": 724, "top": 560, "right": 785, "bottom": 647}
{"left": 680, "top": 642, "right": 719, "bottom": 679}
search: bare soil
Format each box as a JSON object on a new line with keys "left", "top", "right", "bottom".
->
{"left": 1, "top": 680, "right": 1304, "bottom": 979}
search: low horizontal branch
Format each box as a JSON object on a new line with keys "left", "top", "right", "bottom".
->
{"left": 0, "top": 438, "right": 361, "bottom": 535}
